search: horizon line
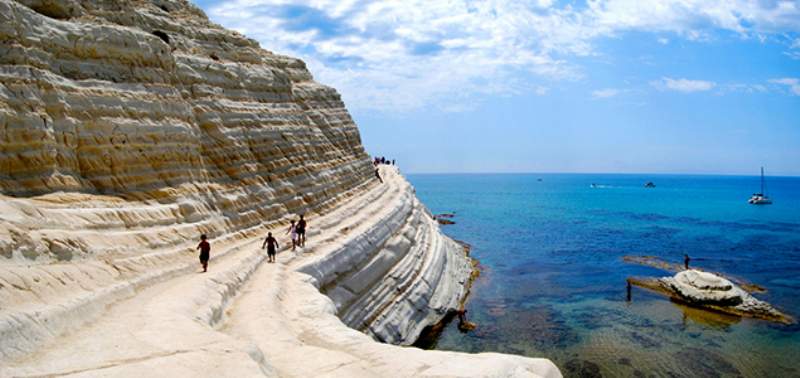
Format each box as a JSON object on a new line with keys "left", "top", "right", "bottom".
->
{"left": 402, "top": 170, "right": 800, "bottom": 178}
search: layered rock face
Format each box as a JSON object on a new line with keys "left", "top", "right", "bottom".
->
{"left": 1, "top": 0, "right": 375, "bottom": 360}
{"left": 298, "top": 173, "right": 473, "bottom": 345}
{"left": 0, "top": 1, "right": 560, "bottom": 376}
{"left": 0, "top": 0, "right": 372, "bottom": 261}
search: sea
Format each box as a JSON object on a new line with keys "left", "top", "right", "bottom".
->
{"left": 407, "top": 173, "right": 800, "bottom": 378}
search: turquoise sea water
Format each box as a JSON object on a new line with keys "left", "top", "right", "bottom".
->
{"left": 407, "top": 173, "right": 800, "bottom": 377}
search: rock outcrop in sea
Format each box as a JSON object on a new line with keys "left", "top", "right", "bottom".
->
{"left": 0, "top": 0, "right": 560, "bottom": 376}
{"left": 630, "top": 270, "right": 792, "bottom": 324}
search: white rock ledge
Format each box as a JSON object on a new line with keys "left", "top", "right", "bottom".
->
{"left": 650, "top": 270, "right": 793, "bottom": 324}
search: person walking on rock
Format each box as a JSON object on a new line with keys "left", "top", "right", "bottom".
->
{"left": 197, "top": 234, "right": 211, "bottom": 272}
{"left": 262, "top": 232, "right": 279, "bottom": 263}
{"left": 297, "top": 215, "right": 307, "bottom": 247}
{"left": 375, "top": 168, "right": 383, "bottom": 183}
{"left": 684, "top": 254, "right": 691, "bottom": 270}
{"left": 286, "top": 220, "right": 298, "bottom": 251}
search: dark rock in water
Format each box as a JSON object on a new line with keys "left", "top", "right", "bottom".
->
{"left": 433, "top": 213, "right": 456, "bottom": 225}
{"left": 457, "top": 320, "right": 477, "bottom": 332}
{"left": 564, "top": 358, "right": 603, "bottom": 378}
{"left": 617, "top": 357, "right": 631, "bottom": 366}
{"left": 673, "top": 347, "right": 742, "bottom": 378}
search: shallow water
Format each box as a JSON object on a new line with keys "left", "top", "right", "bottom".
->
{"left": 407, "top": 173, "right": 800, "bottom": 377}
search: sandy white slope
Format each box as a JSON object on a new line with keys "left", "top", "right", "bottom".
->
{"left": 1, "top": 167, "right": 560, "bottom": 377}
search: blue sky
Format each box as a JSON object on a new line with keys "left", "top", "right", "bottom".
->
{"left": 197, "top": 0, "right": 800, "bottom": 175}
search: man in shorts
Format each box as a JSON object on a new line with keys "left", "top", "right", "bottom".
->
{"left": 262, "top": 232, "right": 279, "bottom": 263}
{"left": 296, "top": 215, "right": 307, "bottom": 247}
{"left": 197, "top": 234, "right": 210, "bottom": 272}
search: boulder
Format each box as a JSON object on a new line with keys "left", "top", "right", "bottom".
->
{"left": 661, "top": 270, "right": 742, "bottom": 305}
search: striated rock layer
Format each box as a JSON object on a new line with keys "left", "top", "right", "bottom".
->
{"left": 0, "top": 0, "right": 559, "bottom": 376}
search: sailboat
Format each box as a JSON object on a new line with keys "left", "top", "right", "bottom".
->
{"left": 748, "top": 167, "right": 772, "bottom": 205}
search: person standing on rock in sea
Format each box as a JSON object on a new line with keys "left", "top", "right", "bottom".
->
{"left": 286, "top": 220, "right": 298, "bottom": 251}
{"left": 684, "top": 254, "right": 691, "bottom": 270}
{"left": 262, "top": 232, "right": 279, "bottom": 263}
{"left": 197, "top": 234, "right": 211, "bottom": 272}
{"left": 296, "top": 215, "right": 307, "bottom": 247}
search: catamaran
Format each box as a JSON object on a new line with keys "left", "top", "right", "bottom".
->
{"left": 748, "top": 167, "right": 772, "bottom": 205}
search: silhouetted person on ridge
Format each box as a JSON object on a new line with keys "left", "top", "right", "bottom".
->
{"left": 262, "top": 232, "right": 279, "bottom": 263}
{"left": 375, "top": 168, "right": 383, "bottom": 183}
{"left": 197, "top": 234, "right": 210, "bottom": 272}
{"left": 684, "top": 254, "right": 691, "bottom": 270}
{"left": 296, "top": 215, "right": 307, "bottom": 247}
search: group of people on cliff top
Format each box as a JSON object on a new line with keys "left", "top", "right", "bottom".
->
{"left": 373, "top": 156, "right": 395, "bottom": 166}
{"left": 373, "top": 157, "right": 395, "bottom": 184}
{"left": 195, "top": 215, "right": 308, "bottom": 272}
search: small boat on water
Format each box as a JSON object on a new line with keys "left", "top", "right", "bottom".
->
{"left": 644, "top": 181, "right": 656, "bottom": 188}
{"left": 748, "top": 167, "right": 772, "bottom": 205}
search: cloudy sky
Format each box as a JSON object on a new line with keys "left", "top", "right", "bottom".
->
{"left": 195, "top": 0, "right": 800, "bottom": 175}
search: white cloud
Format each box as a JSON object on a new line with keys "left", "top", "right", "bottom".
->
{"left": 533, "top": 86, "right": 549, "bottom": 96}
{"left": 652, "top": 77, "right": 716, "bottom": 92}
{"left": 204, "top": 1, "right": 800, "bottom": 111}
{"left": 769, "top": 78, "right": 800, "bottom": 95}
{"left": 657, "top": 37, "right": 670, "bottom": 45}
{"left": 786, "top": 37, "right": 800, "bottom": 59}
{"left": 592, "top": 88, "right": 621, "bottom": 98}
{"left": 725, "top": 83, "right": 768, "bottom": 93}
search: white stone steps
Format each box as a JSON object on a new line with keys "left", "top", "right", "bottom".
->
{"left": 0, "top": 168, "right": 386, "bottom": 365}
{"left": 341, "top": 205, "right": 448, "bottom": 343}
{"left": 333, "top": 202, "right": 431, "bottom": 323}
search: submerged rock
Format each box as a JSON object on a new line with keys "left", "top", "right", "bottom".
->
{"left": 564, "top": 358, "right": 602, "bottom": 378}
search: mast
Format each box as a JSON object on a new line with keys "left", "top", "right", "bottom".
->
{"left": 760, "top": 167, "right": 765, "bottom": 195}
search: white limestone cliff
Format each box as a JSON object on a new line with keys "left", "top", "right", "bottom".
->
{"left": 0, "top": 0, "right": 560, "bottom": 376}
